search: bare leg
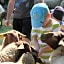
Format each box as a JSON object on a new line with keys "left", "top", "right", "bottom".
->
{"left": 31, "top": 35, "right": 40, "bottom": 52}
{"left": 38, "top": 45, "right": 52, "bottom": 57}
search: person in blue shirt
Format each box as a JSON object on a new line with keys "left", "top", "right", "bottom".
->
{"left": 30, "top": 3, "right": 51, "bottom": 52}
{"left": 30, "top": 3, "right": 64, "bottom": 56}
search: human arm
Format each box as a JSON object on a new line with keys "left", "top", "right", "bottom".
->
{"left": 4, "top": 0, "right": 15, "bottom": 26}
{"left": 42, "top": 13, "right": 51, "bottom": 27}
{"left": 60, "top": 21, "right": 64, "bottom": 32}
{"left": 38, "top": 45, "right": 52, "bottom": 57}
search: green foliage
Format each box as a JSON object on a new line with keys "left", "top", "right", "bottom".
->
{"left": 0, "top": 25, "right": 13, "bottom": 33}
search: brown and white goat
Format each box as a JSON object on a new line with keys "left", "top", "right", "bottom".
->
{"left": 0, "top": 41, "right": 31, "bottom": 62}
{"left": 40, "top": 31, "right": 64, "bottom": 64}
{"left": 0, "top": 30, "right": 26, "bottom": 49}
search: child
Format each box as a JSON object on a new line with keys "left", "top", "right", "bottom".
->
{"left": 30, "top": 3, "right": 51, "bottom": 52}
{"left": 50, "top": 6, "right": 64, "bottom": 32}
{"left": 30, "top": 3, "right": 64, "bottom": 56}
{"left": 39, "top": 6, "right": 64, "bottom": 57}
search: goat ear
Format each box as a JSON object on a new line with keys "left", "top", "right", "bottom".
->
{"left": 0, "top": 33, "right": 7, "bottom": 38}
{"left": 18, "top": 33, "right": 26, "bottom": 39}
{"left": 58, "top": 38, "right": 64, "bottom": 46}
{"left": 13, "top": 29, "right": 26, "bottom": 38}
{"left": 55, "top": 31, "right": 64, "bottom": 37}
{"left": 18, "top": 44, "right": 24, "bottom": 49}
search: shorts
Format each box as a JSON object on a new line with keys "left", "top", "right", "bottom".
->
{"left": 31, "top": 27, "right": 52, "bottom": 39}
{"left": 13, "top": 17, "right": 32, "bottom": 40}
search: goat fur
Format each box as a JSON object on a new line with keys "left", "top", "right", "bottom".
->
{"left": 0, "top": 52, "right": 35, "bottom": 64}
{"left": 0, "top": 40, "right": 45, "bottom": 64}
{"left": 0, "top": 43, "right": 17, "bottom": 62}
{"left": 0, "top": 41, "right": 30, "bottom": 62}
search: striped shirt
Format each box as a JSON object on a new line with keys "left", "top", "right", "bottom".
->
{"left": 31, "top": 18, "right": 60, "bottom": 39}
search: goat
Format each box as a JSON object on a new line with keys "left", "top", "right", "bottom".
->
{"left": 0, "top": 41, "right": 29, "bottom": 62}
{"left": 0, "top": 40, "right": 31, "bottom": 62}
{"left": 0, "top": 42, "right": 18, "bottom": 62}
{"left": 0, "top": 52, "right": 35, "bottom": 64}
{"left": 0, "top": 40, "right": 45, "bottom": 64}
{"left": 41, "top": 31, "right": 64, "bottom": 50}
{"left": 0, "top": 30, "right": 26, "bottom": 49}
{"left": 41, "top": 31, "right": 64, "bottom": 64}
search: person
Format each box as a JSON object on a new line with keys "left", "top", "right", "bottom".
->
{"left": 4, "top": 0, "right": 43, "bottom": 43}
{"left": 30, "top": 3, "right": 51, "bottom": 52}
{"left": 30, "top": 3, "right": 64, "bottom": 56}
{"left": 38, "top": 6, "right": 64, "bottom": 57}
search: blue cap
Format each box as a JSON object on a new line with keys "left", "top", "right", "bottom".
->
{"left": 30, "top": 3, "right": 50, "bottom": 28}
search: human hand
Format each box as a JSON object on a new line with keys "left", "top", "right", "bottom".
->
{"left": 4, "top": 20, "right": 11, "bottom": 26}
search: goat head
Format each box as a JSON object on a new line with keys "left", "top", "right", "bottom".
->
{"left": 41, "top": 31, "right": 64, "bottom": 50}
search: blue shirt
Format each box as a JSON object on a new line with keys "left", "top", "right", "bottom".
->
{"left": 30, "top": 3, "right": 49, "bottom": 28}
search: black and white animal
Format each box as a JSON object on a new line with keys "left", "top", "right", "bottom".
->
{"left": 41, "top": 31, "right": 64, "bottom": 64}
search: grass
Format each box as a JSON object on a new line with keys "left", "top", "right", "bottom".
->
{"left": 0, "top": 19, "right": 13, "bottom": 44}
{"left": 0, "top": 25, "right": 13, "bottom": 33}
